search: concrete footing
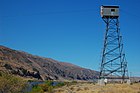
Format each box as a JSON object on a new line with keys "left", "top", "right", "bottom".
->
{"left": 98, "top": 79, "right": 105, "bottom": 85}
{"left": 127, "top": 79, "right": 131, "bottom": 84}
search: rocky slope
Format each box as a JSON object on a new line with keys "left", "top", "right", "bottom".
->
{"left": 0, "top": 45, "right": 99, "bottom": 80}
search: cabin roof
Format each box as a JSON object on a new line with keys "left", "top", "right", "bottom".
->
{"left": 101, "top": 5, "right": 119, "bottom": 8}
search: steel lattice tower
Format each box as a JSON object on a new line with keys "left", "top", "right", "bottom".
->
{"left": 99, "top": 6, "right": 128, "bottom": 82}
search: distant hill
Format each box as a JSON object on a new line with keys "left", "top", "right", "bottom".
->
{"left": 0, "top": 45, "right": 99, "bottom": 80}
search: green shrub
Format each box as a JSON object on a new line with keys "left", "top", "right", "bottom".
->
{"left": 30, "top": 81, "right": 66, "bottom": 93}
{"left": 0, "top": 72, "right": 26, "bottom": 93}
{"left": 39, "top": 84, "right": 49, "bottom": 91}
{"left": 71, "top": 81, "right": 78, "bottom": 85}
{"left": 48, "top": 86, "right": 53, "bottom": 93}
{"left": 55, "top": 82, "right": 65, "bottom": 88}
{"left": 29, "top": 85, "right": 44, "bottom": 93}
{"left": 45, "top": 80, "right": 53, "bottom": 86}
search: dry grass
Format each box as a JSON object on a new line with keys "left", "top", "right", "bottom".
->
{"left": 53, "top": 83, "right": 140, "bottom": 93}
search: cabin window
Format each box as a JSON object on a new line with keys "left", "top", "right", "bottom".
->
{"left": 111, "top": 9, "right": 115, "bottom": 12}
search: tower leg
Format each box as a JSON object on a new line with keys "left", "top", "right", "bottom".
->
{"left": 99, "top": 17, "right": 129, "bottom": 82}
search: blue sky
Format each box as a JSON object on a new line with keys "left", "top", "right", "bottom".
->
{"left": 0, "top": 0, "right": 140, "bottom": 76}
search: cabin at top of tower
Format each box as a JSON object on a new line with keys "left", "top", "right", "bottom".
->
{"left": 101, "top": 5, "right": 119, "bottom": 18}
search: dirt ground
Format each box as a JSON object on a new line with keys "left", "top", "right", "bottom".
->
{"left": 53, "top": 83, "right": 140, "bottom": 93}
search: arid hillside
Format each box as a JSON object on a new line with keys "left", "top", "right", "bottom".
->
{"left": 0, "top": 45, "right": 99, "bottom": 80}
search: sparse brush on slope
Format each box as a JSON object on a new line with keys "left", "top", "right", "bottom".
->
{"left": 0, "top": 45, "right": 99, "bottom": 81}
